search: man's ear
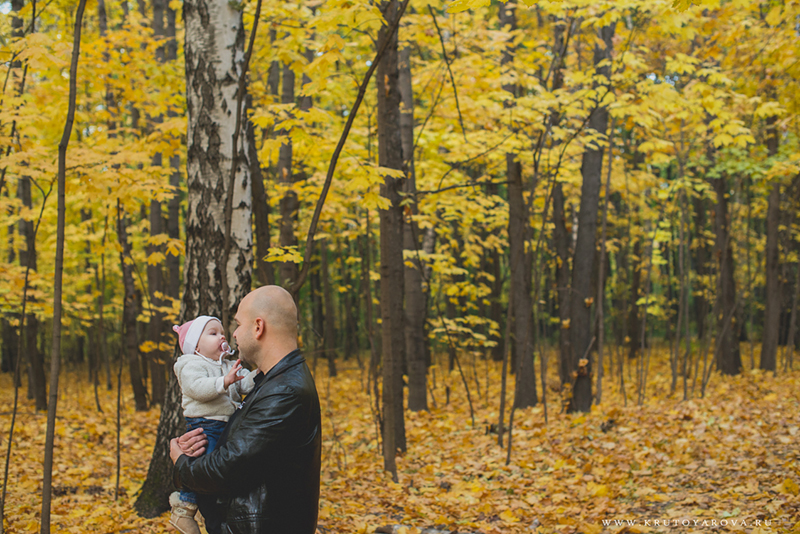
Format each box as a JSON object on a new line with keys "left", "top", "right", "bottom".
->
{"left": 254, "top": 317, "right": 266, "bottom": 339}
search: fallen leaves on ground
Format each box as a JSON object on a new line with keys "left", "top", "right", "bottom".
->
{"left": 0, "top": 349, "right": 798, "bottom": 533}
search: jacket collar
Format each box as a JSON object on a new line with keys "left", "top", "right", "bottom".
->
{"left": 262, "top": 349, "right": 304, "bottom": 382}
{"left": 249, "top": 349, "right": 305, "bottom": 395}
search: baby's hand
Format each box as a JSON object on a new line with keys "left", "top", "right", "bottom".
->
{"left": 224, "top": 359, "right": 244, "bottom": 389}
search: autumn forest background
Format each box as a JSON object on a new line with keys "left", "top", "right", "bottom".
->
{"left": 1, "top": 0, "right": 799, "bottom": 532}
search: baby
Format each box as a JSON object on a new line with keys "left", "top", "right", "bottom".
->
{"left": 169, "top": 315, "right": 257, "bottom": 534}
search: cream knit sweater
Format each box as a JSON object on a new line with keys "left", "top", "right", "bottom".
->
{"left": 174, "top": 353, "right": 257, "bottom": 421}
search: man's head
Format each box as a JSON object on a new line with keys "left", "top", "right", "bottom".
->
{"left": 233, "top": 285, "right": 298, "bottom": 371}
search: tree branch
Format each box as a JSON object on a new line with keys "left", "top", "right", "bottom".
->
{"left": 428, "top": 5, "right": 467, "bottom": 142}
{"left": 291, "top": 0, "right": 413, "bottom": 297}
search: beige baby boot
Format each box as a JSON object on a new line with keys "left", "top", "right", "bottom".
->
{"left": 169, "top": 491, "right": 202, "bottom": 534}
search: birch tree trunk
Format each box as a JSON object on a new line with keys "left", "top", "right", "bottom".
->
{"left": 135, "top": 0, "right": 252, "bottom": 515}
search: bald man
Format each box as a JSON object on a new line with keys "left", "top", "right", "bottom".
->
{"left": 170, "top": 286, "right": 321, "bottom": 534}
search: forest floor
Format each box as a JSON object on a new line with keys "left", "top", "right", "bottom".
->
{"left": 0, "top": 347, "right": 798, "bottom": 533}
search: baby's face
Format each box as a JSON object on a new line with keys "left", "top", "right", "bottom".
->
{"left": 196, "top": 319, "right": 226, "bottom": 360}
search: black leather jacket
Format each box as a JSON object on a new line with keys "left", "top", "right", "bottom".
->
{"left": 175, "top": 350, "right": 321, "bottom": 534}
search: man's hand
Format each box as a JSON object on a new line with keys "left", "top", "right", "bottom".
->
{"left": 170, "top": 427, "right": 209, "bottom": 464}
{"left": 170, "top": 438, "right": 183, "bottom": 464}
{"left": 223, "top": 359, "right": 244, "bottom": 389}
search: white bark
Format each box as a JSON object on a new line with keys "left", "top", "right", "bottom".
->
{"left": 183, "top": 0, "right": 252, "bottom": 319}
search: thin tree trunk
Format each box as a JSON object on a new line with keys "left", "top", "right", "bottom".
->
{"left": 165, "top": 2, "right": 181, "bottom": 304}
{"left": 712, "top": 174, "right": 742, "bottom": 375}
{"left": 400, "top": 47, "right": 427, "bottom": 412}
{"left": 250, "top": 94, "right": 274, "bottom": 286}
{"left": 568, "top": 22, "right": 615, "bottom": 413}
{"left": 501, "top": 0, "right": 537, "bottom": 409}
{"left": 277, "top": 62, "right": 299, "bottom": 289}
{"left": 783, "top": 257, "right": 799, "bottom": 372}
{"left": 761, "top": 116, "right": 780, "bottom": 371}
{"left": 117, "top": 207, "right": 148, "bottom": 411}
{"left": 320, "top": 239, "right": 338, "bottom": 376}
{"left": 18, "top": 176, "right": 46, "bottom": 410}
{"left": 553, "top": 183, "right": 572, "bottom": 387}
{"left": 41, "top": 0, "right": 87, "bottom": 529}
{"left": 378, "top": 0, "right": 406, "bottom": 480}
{"left": 594, "top": 121, "right": 614, "bottom": 404}
{"left": 693, "top": 196, "right": 709, "bottom": 340}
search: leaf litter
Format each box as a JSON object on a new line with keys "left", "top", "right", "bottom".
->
{"left": 0, "top": 350, "right": 798, "bottom": 533}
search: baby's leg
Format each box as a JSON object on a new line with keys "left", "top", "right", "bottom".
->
{"left": 194, "top": 419, "right": 228, "bottom": 534}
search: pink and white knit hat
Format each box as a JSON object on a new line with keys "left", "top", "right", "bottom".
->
{"left": 172, "top": 316, "right": 219, "bottom": 355}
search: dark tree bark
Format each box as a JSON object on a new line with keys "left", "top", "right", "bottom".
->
{"left": 693, "top": 196, "right": 709, "bottom": 340}
{"left": 568, "top": 22, "right": 616, "bottom": 413}
{"left": 399, "top": 47, "right": 427, "bottom": 412}
{"left": 761, "top": 116, "right": 780, "bottom": 371}
{"left": 18, "top": 177, "right": 46, "bottom": 410}
{"left": 507, "top": 154, "right": 536, "bottom": 407}
{"left": 378, "top": 0, "right": 406, "bottom": 480}
{"left": 310, "top": 254, "right": 324, "bottom": 351}
{"left": 249, "top": 94, "right": 274, "bottom": 286}
{"left": 277, "top": 62, "right": 299, "bottom": 289}
{"left": 144, "top": 0, "right": 168, "bottom": 407}
{"left": 165, "top": 3, "right": 181, "bottom": 303}
{"left": 117, "top": 210, "right": 149, "bottom": 412}
{"left": 550, "top": 18, "right": 572, "bottom": 389}
{"left": 338, "top": 239, "right": 358, "bottom": 359}
{"left": 712, "top": 174, "right": 742, "bottom": 375}
{"left": 499, "top": 0, "right": 537, "bottom": 408}
{"left": 320, "top": 239, "right": 338, "bottom": 376}
{"left": 135, "top": 0, "right": 252, "bottom": 515}
{"left": 553, "top": 183, "right": 572, "bottom": 387}
{"left": 41, "top": 0, "right": 87, "bottom": 528}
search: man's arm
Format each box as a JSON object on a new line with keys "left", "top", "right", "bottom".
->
{"left": 175, "top": 387, "right": 301, "bottom": 495}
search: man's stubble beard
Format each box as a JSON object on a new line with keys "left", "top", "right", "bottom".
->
{"left": 237, "top": 336, "right": 258, "bottom": 369}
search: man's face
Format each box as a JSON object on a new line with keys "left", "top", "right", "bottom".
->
{"left": 233, "top": 304, "right": 257, "bottom": 367}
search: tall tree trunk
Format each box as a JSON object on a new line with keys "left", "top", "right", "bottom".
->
{"left": 499, "top": 0, "right": 537, "bottom": 409}
{"left": 553, "top": 183, "right": 572, "bottom": 387}
{"left": 378, "top": 0, "right": 406, "bottom": 480}
{"left": 311, "top": 255, "right": 324, "bottom": 351}
{"left": 18, "top": 177, "right": 47, "bottom": 410}
{"left": 135, "top": 0, "right": 252, "bottom": 515}
{"left": 761, "top": 116, "right": 780, "bottom": 371}
{"left": 250, "top": 94, "right": 274, "bottom": 286}
{"left": 568, "top": 22, "right": 615, "bottom": 413}
{"left": 712, "top": 174, "right": 742, "bottom": 375}
{"left": 339, "top": 239, "right": 358, "bottom": 360}
{"left": 145, "top": 0, "right": 169, "bottom": 407}
{"left": 399, "top": 47, "right": 427, "bottom": 412}
{"left": 693, "top": 196, "right": 709, "bottom": 340}
{"left": 165, "top": 2, "right": 181, "bottom": 303}
{"left": 41, "top": 0, "right": 87, "bottom": 528}
{"left": 320, "top": 239, "right": 338, "bottom": 376}
{"left": 117, "top": 209, "right": 149, "bottom": 411}
{"left": 277, "top": 62, "right": 299, "bottom": 289}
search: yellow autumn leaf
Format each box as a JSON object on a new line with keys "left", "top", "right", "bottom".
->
{"left": 775, "top": 478, "right": 799, "bottom": 496}
{"left": 499, "top": 509, "right": 520, "bottom": 523}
